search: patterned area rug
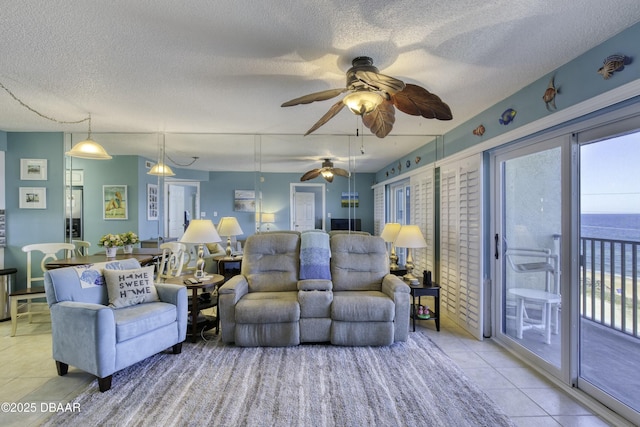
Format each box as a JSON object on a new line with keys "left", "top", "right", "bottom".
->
{"left": 44, "top": 333, "right": 514, "bottom": 426}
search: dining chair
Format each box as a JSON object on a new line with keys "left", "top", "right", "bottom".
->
{"left": 71, "top": 240, "right": 91, "bottom": 256}
{"left": 157, "top": 242, "right": 187, "bottom": 281}
{"left": 10, "top": 242, "right": 75, "bottom": 336}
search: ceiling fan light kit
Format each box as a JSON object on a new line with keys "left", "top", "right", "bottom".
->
{"left": 282, "top": 56, "right": 452, "bottom": 138}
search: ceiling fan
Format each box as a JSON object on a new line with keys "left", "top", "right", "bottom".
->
{"left": 281, "top": 56, "right": 453, "bottom": 138}
{"left": 300, "top": 159, "right": 350, "bottom": 183}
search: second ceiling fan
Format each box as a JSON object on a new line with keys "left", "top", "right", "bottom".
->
{"left": 300, "top": 159, "right": 349, "bottom": 183}
{"left": 282, "top": 56, "right": 452, "bottom": 138}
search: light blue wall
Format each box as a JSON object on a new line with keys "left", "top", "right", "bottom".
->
{"left": 5, "top": 133, "right": 65, "bottom": 285}
{"left": 0, "top": 131, "right": 6, "bottom": 150}
{"left": 377, "top": 21, "right": 640, "bottom": 181}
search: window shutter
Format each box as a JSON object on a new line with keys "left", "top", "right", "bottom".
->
{"left": 373, "top": 185, "right": 385, "bottom": 236}
{"left": 410, "top": 165, "right": 435, "bottom": 276}
{"left": 438, "top": 154, "right": 484, "bottom": 340}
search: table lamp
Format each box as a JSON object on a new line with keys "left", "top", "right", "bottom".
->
{"left": 394, "top": 224, "right": 427, "bottom": 284}
{"left": 217, "top": 216, "right": 244, "bottom": 257}
{"left": 180, "top": 219, "right": 221, "bottom": 279}
{"left": 380, "top": 223, "right": 401, "bottom": 270}
{"left": 261, "top": 212, "right": 275, "bottom": 231}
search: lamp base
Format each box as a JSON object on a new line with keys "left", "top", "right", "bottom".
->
{"left": 403, "top": 272, "right": 419, "bottom": 285}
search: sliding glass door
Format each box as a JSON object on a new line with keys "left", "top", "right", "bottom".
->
{"left": 493, "top": 137, "right": 564, "bottom": 370}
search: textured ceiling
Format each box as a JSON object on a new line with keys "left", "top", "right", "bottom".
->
{"left": 1, "top": 1, "right": 640, "bottom": 173}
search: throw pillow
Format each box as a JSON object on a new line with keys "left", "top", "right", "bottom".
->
{"left": 103, "top": 266, "right": 159, "bottom": 308}
{"left": 206, "top": 242, "right": 223, "bottom": 254}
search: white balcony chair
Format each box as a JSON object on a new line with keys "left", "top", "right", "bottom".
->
{"left": 10, "top": 243, "right": 75, "bottom": 336}
{"left": 506, "top": 245, "right": 561, "bottom": 344}
{"left": 157, "top": 242, "right": 187, "bottom": 280}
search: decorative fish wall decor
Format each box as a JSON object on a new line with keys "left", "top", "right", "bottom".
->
{"left": 597, "top": 54, "right": 631, "bottom": 80}
{"left": 542, "top": 76, "right": 558, "bottom": 111}
{"left": 499, "top": 108, "right": 517, "bottom": 125}
{"left": 472, "top": 124, "right": 485, "bottom": 136}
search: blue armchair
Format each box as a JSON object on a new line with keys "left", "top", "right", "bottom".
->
{"left": 44, "top": 259, "right": 187, "bottom": 392}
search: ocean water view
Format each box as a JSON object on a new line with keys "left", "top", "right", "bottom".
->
{"left": 580, "top": 213, "right": 640, "bottom": 281}
{"left": 581, "top": 213, "right": 640, "bottom": 242}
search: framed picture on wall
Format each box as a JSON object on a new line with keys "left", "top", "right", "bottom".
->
{"left": 147, "top": 183, "right": 158, "bottom": 220}
{"left": 103, "top": 185, "right": 128, "bottom": 220}
{"left": 234, "top": 190, "right": 256, "bottom": 212}
{"left": 19, "top": 187, "right": 47, "bottom": 209}
{"left": 20, "top": 159, "right": 47, "bottom": 180}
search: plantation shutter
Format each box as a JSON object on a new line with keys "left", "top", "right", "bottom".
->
{"left": 410, "top": 165, "right": 435, "bottom": 276}
{"left": 373, "top": 185, "right": 385, "bottom": 236}
{"left": 438, "top": 154, "right": 484, "bottom": 340}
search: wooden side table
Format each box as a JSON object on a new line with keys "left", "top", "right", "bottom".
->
{"left": 408, "top": 281, "right": 440, "bottom": 332}
{"left": 165, "top": 274, "right": 224, "bottom": 342}
{"left": 213, "top": 255, "right": 242, "bottom": 281}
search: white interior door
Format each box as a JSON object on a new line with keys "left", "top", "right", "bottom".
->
{"left": 293, "top": 191, "right": 315, "bottom": 231}
{"left": 168, "top": 184, "right": 185, "bottom": 238}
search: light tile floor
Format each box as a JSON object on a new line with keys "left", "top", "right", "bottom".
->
{"left": 0, "top": 313, "right": 631, "bottom": 426}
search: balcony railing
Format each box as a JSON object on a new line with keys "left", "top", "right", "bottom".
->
{"left": 580, "top": 236, "right": 639, "bottom": 338}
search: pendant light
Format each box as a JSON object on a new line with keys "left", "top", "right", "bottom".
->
{"left": 66, "top": 114, "right": 112, "bottom": 160}
{"left": 148, "top": 133, "right": 175, "bottom": 176}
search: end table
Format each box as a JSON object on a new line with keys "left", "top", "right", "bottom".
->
{"left": 408, "top": 281, "right": 440, "bottom": 332}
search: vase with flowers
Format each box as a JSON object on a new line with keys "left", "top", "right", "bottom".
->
{"left": 120, "top": 231, "right": 140, "bottom": 254}
{"left": 99, "top": 233, "right": 124, "bottom": 258}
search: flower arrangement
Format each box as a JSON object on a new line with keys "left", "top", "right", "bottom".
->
{"left": 99, "top": 233, "right": 124, "bottom": 248}
{"left": 120, "top": 231, "right": 140, "bottom": 245}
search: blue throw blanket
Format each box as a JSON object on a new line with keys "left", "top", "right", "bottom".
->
{"left": 299, "top": 230, "right": 331, "bottom": 280}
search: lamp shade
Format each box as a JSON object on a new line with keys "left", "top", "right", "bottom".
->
{"left": 180, "top": 219, "right": 221, "bottom": 244}
{"left": 147, "top": 162, "right": 176, "bottom": 176}
{"left": 217, "top": 217, "right": 243, "bottom": 237}
{"left": 261, "top": 213, "right": 275, "bottom": 223}
{"left": 66, "top": 138, "right": 112, "bottom": 160}
{"left": 394, "top": 225, "right": 427, "bottom": 248}
{"left": 380, "top": 223, "right": 401, "bottom": 243}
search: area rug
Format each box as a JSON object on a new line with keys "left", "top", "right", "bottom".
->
{"left": 44, "top": 333, "right": 514, "bottom": 426}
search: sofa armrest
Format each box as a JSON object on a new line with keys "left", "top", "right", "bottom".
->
{"left": 219, "top": 275, "right": 249, "bottom": 303}
{"left": 155, "top": 283, "right": 188, "bottom": 340}
{"left": 298, "top": 279, "right": 332, "bottom": 291}
{"left": 50, "top": 301, "right": 117, "bottom": 377}
{"left": 381, "top": 274, "right": 411, "bottom": 297}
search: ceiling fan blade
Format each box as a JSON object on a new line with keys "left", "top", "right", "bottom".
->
{"left": 354, "top": 70, "right": 405, "bottom": 95}
{"left": 281, "top": 88, "right": 347, "bottom": 107}
{"left": 332, "top": 167, "right": 350, "bottom": 178}
{"left": 392, "top": 83, "right": 453, "bottom": 120}
{"left": 362, "top": 100, "right": 395, "bottom": 138}
{"left": 304, "top": 100, "right": 345, "bottom": 136}
{"left": 300, "top": 168, "right": 321, "bottom": 181}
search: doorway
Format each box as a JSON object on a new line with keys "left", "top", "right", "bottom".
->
{"left": 164, "top": 180, "right": 200, "bottom": 239}
{"left": 290, "top": 183, "right": 325, "bottom": 231}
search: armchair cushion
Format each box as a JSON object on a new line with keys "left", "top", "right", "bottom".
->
{"left": 104, "top": 266, "right": 159, "bottom": 308}
{"left": 113, "top": 302, "right": 177, "bottom": 342}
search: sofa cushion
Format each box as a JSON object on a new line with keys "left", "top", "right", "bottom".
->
{"left": 113, "top": 301, "right": 177, "bottom": 342}
{"left": 104, "top": 266, "right": 159, "bottom": 308}
{"left": 330, "top": 234, "right": 388, "bottom": 291}
{"left": 332, "top": 291, "right": 395, "bottom": 322}
{"left": 243, "top": 233, "right": 300, "bottom": 292}
{"left": 235, "top": 291, "right": 300, "bottom": 323}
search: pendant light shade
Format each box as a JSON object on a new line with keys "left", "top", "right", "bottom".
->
{"left": 65, "top": 114, "right": 112, "bottom": 160}
{"left": 66, "top": 138, "right": 113, "bottom": 160}
{"left": 147, "top": 162, "right": 175, "bottom": 176}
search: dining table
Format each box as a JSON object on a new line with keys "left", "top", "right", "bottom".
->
{"left": 45, "top": 247, "right": 164, "bottom": 270}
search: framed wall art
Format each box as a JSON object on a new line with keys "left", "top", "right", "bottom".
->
{"left": 147, "top": 183, "right": 158, "bottom": 220}
{"left": 234, "top": 190, "right": 256, "bottom": 212}
{"left": 20, "top": 159, "right": 47, "bottom": 180}
{"left": 19, "top": 187, "right": 47, "bottom": 209}
{"left": 103, "top": 185, "right": 128, "bottom": 220}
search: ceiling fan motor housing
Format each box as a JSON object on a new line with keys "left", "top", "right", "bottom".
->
{"left": 346, "top": 56, "right": 379, "bottom": 89}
